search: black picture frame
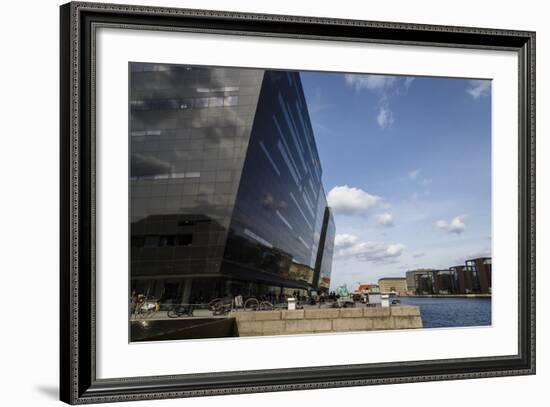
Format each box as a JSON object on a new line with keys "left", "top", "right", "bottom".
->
{"left": 60, "top": 1, "right": 536, "bottom": 404}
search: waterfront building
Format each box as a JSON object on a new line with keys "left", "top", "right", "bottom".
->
{"left": 414, "top": 272, "right": 434, "bottom": 295}
{"left": 433, "top": 269, "right": 454, "bottom": 294}
{"left": 448, "top": 266, "right": 461, "bottom": 293}
{"left": 378, "top": 278, "right": 408, "bottom": 295}
{"left": 355, "top": 283, "right": 380, "bottom": 294}
{"left": 443, "top": 258, "right": 492, "bottom": 294}
{"left": 130, "top": 64, "right": 334, "bottom": 305}
{"left": 406, "top": 269, "right": 436, "bottom": 293}
{"left": 465, "top": 257, "right": 492, "bottom": 294}
{"left": 449, "top": 265, "right": 468, "bottom": 294}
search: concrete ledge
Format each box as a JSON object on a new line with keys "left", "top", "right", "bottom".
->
{"left": 311, "top": 319, "right": 333, "bottom": 332}
{"left": 372, "top": 317, "right": 395, "bottom": 330}
{"left": 252, "top": 310, "right": 282, "bottom": 321}
{"left": 236, "top": 321, "right": 261, "bottom": 336}
{"left": 402, "top": 316, "right": 423, "bottom": 329}
{"left": 333, "top": 318, "right": 372, "bottom": 331}
{"left": 285, "top": 319, "right": 313, "bottom": 333}
{"left": 364, "top": 307, "right": 391, "bottom": 317}
{"left": 340, "top": 308, "right": 364, "bottom": 318}
{"left": 234, "top": 305, "right": 422, "bottom": 336}
{"left": 260, "top": 320, "right": 285, "bottom": 334}
{"left": 304, "top": 308, "right": 341, "bottom": 319}
{"left": 281, "top": 310, "right": 305, "bottom": 320}
{"left": 390, "top": 305, "right": 420, "bottom": 317}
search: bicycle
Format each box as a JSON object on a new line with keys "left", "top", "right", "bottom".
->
{"left": 167, "top": 304, "right": 194, "bottom": 318}
{"left": 208, "top": 297, "right": 233, "bottom": 316}
{"left": 134, "top": 299, "right": 158, "bottom": 319}
{"left": 258, "top": 301, "right": 274, "bottom": 311}
{"left": 243, "top": 297, "right": 259, "bottom": 311}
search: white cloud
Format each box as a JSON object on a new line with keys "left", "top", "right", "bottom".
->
{"left": 408, "top": 169, "right": 421, "bottom": 180}
{"left": 412, "top": 251, "right": 425, "bottom": 258}
{"left": 327, "top": 185, "right": 382, "bottom": 216}
{"left": 335, "top": 233, "right": 405, "bottom": 263}
{"left": 467, "top": 80, "right": 491, "bottom": 99}
{"left": 435, "top": 215, "right": 467, "bottom": 234}
{"left": 408, "top": 170, "right": 432, "bottom": 187}
{"left": 377, "top": 212, "right": 394, "bottom": 227}
{"left": 344, "top": 74, "right": 415, "bottom": 129}
{"left": 334, "top": 233, "right": 359, "bottom": 249}
{"left": 344, "top": 242, "right": 405, "bottom": 262}
{"left": 344, "top": 74, "right": 397, "bottom": 92}
{"left": 404, "top": 77, "right": 415, "bottom": 89}
{"left": 435, "top": 220, "right": 447, "bottom": 229}
{"left": 377, "top": 105, "right": 394, "bottom": 129}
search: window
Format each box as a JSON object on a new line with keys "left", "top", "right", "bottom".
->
{"left": 195, "top": 98, "right": 209, "bottom": 108}
{"left": 159, "top": 235, "right": 175, "bottom": 247}
{"left": 152, "top": 99, "right": 179, "bottom": 110}
{"left": 130, "top": 130, "right": 162, "bottom": 137}
{"left": 290, "top": 192, "right": 313, "bottom": 230}
{"left": 180, "top": 99, "right": 194, "bottom": 109}
{"left": 131, "top": 236, "right": 144, "bottom": 248}
{"left": 196, "top": 86, "right": 240, "bottom": 93}
{"left": 277, "top": 92, "right": 305, "bottom": 157}
{"left": 143, "top": 236, "right": 160, "bottom": 248}
{"left": 135, "top": 234, "right": 193, "bottom": 247}
{"left": 259, "top": 141, "right": 281, "bottom": 176}
{"left": 130, "top": 100, "right": 151, "bottom": 111}
{"left": 244, "top": 228, "right": 273, "bottom": 248}
{"left": 175, "top": 234, "right": 193, "bottom": 246}
{"left": 208, "top": 96, "right": 224, "bottom": 107}
{"left": 298, "top": 236, "right": 310, "bottom": 250}
{"left": 276, "top": 210, "right": 293, "bottom": 230}
{"left": 277, "top": 141, "right": 300, "bottom": 186}
{"left": 224, "top": 96, "right": 239, "bottom": 106}
{"left": 273, "top": 115, "right": 302, "bottom": 181}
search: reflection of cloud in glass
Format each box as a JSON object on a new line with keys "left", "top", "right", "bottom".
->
{"left": 130, "top": 153, "right": 172, "bottom": 178}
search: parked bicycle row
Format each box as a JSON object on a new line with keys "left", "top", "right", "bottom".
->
{"left": 131, "top": 295, "right": 297, "bottom": 319}
{"left": 130, "top": 285, "right": 399, "bottom": 319}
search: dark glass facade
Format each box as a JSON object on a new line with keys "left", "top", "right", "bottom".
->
{"left": 313, "top": 207, "right": 335, "bottom": 291}
{"left": 129, "top": 64, "right": 334, "bottom": 305}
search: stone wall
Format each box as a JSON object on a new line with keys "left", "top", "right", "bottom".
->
{"left": 229, "top": 305, "right": 422, "bottom": 336}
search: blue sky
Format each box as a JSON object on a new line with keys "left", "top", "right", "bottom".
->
{"left": 300, "top": 72, "right": 492, "bottom": 289}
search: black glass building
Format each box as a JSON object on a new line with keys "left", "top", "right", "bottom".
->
{"left": 129, "top": 63, "right": 335, "bottom": 305}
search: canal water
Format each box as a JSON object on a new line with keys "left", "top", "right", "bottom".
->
{"left": 399, "top": 297, "right": 492, "bottom": 328}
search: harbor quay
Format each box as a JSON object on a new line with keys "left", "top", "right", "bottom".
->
{"left": 130, "top": 303, "right": 422, "bottom": 341}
